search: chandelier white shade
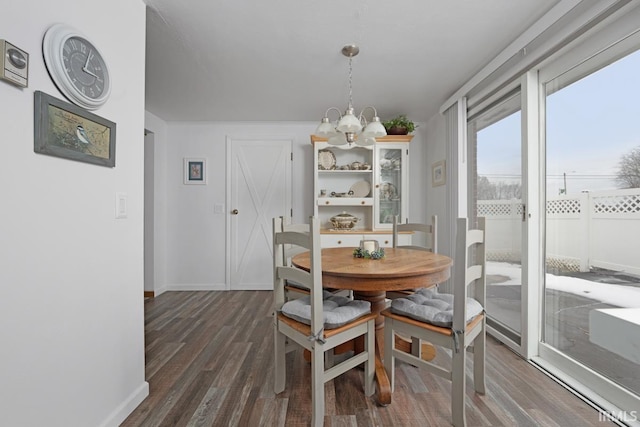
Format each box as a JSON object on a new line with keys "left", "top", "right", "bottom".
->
{"left": 314, "top": 45, "right": 386, "bottom": 146}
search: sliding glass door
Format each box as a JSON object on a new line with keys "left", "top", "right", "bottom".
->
{"left": 542, "top": 46, "right": 640, "bottom": 409}
{"left": 462, "top": 5, "right": 640, "bottom": 418}
{"left": 468, "top": 91, "right": 525, "bottom": 349}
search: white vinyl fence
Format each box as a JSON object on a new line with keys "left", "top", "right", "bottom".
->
{"left": 478, "top": 188, "right": 640, "bottom": 276}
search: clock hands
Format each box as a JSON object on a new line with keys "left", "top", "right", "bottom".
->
{"left": 82, "top": 50, "right": 99, "bottom": 79}
{"left": 83, "top": 68, "right": 99, "bottom": 79}
{"left": 83, "top": 49, "right": 92, "bottom": 69}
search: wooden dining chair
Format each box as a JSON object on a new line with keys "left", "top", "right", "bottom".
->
{"left": 278, "top": 217, "right": 350, "bottom": 301}
{"left": 387, "top": 215, "right": 438, "bottom": 300}
{"left": 278, "top": 219, "right": 313, "bottom": 300}
{"left": 382, "top": 217, "right": 486, "bottom": 427}
{"left": 392, "top": 214, "right": 438, "bottom": 252}
{"left": 272, "top": 216, "right": 376, "bottom": 427}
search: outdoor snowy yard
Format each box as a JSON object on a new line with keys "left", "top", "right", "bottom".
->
{"left": 488, "top": 261, "right": 640, "bottom": 308}
{"left": 486, "top": 261, "right": 640, "bottom": 395}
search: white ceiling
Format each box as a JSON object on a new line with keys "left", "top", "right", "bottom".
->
{"left": 143, "top": 0, "right": 560, "bottom": 123}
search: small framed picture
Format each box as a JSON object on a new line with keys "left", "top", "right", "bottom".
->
{"left": 432, "top": 160, "right": 446, "bottom": 187}
{"left": 184, "top": 158, "right": 207, "bottom": 185}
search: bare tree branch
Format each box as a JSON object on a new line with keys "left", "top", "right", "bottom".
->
{"left": 616, "top": 146, "right": 640, "bottom": 188}
{"left": 477, "top": 175, "right": 522, "bottom": 200}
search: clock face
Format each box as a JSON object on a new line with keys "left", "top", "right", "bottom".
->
{"left": 63, "top": 36, "right": 107, "bottom": 101}
{"left": 43, "top": 24, "right": 111, "bottom": 110}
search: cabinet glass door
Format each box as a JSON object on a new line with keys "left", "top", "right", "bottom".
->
{"left": 376, "top": 145, "right": 405, "bottom": 229}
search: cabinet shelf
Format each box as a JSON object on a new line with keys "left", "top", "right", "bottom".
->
{"left": 312, "top": 135, "right": 412, "bottom": 244}
{"left": 319, "top": 170, "right": 373, "bottom": 174}
{"left": 317, "top": 197, "right": 373, "bottom": 206}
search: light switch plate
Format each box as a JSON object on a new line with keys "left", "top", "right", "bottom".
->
{"left": 0, "top": 39, "right": 28, "bottom": 87}
{"left": 115, "top": 192, "right": 128, "bottom": 219}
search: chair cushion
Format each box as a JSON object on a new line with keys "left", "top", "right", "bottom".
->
{"left": 390, "top": 288, "right": 483, "bottom": 328}
{"left": 281, "top": 290, "right": 371, "bottom": 329}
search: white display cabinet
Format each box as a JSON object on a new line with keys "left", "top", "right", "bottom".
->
{"left": 375, "top": 143, "right": 409, "bottom": 229}
{"left": 311, "top": 135, "right": 413, "bottom": 247}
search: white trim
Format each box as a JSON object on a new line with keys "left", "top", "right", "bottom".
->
{"left": 540, "top": 5, "right": 640, "bottom": 86}
{"left": 225, "top": 136, "right": 232, "bottom": 291}
{"left": 440, "top": 0, "right": 583, "bottom": 113}
{"left": 487, "top": 326, "right": 521, "bottom": 354}
{"left": 441, "top": 98, "right": 467, "bottom": 294}
{"left": 98, "top": 382, "right": 149, "bottom": 427}
{"left": 166, "top": 283, "right": 228, "bottom": 291}
{"left": 442, "top": 0, "right": 631, "bottom": 114}
{"left": 456, "top": 99, "right": 467, "bottom": 219}
{"left": 444, "top": 103, "right": 457, "bottom": 252}
{"left": 229, "top": 283, "right": 272, "bottom": 291}
{"left": 522, "top": 70, "right": 542, "bottom": 359}
{"left": 534, "top": 345, "right": 640, "bottom": 426}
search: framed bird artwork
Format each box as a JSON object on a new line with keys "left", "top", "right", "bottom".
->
{"left": 33, "top": 91, "right": 116, "bottom": 167}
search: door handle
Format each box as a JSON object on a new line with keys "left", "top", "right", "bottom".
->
{"left": 232, "top": 209, "right": 239, "bottom": 215}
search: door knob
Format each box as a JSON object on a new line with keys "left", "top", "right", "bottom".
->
{"left": 232, "top": 209, "right": 239, "bottom": 215}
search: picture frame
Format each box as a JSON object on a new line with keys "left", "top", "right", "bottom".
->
{"left": 184, "top": 158, "right": 207, "bottom": 185}
{"left": 432, "top": 160, "right": 446, "bottom": 187}
{"left": 34, "top": 91, "right": 116, "bottom": 167}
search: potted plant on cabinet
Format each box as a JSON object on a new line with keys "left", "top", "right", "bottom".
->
{"left": 382, "top": 115, "right": 417, "bottom": 135}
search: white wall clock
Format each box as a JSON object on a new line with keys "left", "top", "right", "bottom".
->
{"left": 43, "top": 23, "right": 111, "bottom": 110}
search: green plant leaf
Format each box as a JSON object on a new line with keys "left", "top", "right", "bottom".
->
{"left": 382, "top": 115, "right": 417, "bottom": 133}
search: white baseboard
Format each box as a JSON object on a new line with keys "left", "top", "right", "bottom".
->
{"left": 229, "top": 283, "right": 272, "bottom": 291}
{"left": 98, "top": 381, "right": 149, "bottom": 427}
{"left": 159, "top": 283, "right": 273, "bottom": 292}
{"left": 166, "top": 282, "right": 228, "bottom": 291}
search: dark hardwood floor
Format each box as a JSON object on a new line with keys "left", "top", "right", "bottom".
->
{"left": 122, "top": 291, "right": 612, "bottom": 426}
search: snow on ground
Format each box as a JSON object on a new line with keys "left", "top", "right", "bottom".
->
{"left": 488, "top": 262, "right": 640, "bottom": 308}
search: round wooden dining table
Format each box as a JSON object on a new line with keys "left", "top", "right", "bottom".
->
{"left": 292, "top": 246, "right": 453, "bottom": 405}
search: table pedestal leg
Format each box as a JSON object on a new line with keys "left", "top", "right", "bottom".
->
{"left": 353, "top": 290, "right": 437, "bottom": 405}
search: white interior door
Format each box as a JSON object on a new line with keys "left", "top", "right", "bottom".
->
{"left": 227, "top": 137, "right": 292, "bottom": 290}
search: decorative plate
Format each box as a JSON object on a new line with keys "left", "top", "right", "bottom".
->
{"left": 350, "top": 180, "right": 371, "bottom": 198}
{"left": 379, "top": 182, "right": 397, "bottom": 201}
{"left": 318, "top": 149, "right": 336, "bottom": 170}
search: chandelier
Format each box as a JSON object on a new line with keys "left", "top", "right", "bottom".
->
{"left": 314, "top": 44, "right": 386, "bottom": 146}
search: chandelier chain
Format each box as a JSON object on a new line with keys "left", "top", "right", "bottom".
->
{"left": 348, "top": 56, "right": 354, "bottom": 109}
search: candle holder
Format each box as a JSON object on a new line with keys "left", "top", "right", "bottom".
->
{"left": 354, "top": 240, "right": 385, "bottom": 259}
{"left": 360, "top": 239, "right": 379, "bottom": 253}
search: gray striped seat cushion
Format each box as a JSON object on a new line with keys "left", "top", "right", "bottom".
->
{"left": 281, "top": 290, "right": 371, "bottom": 329}
{"left": 391, "top": 288, "right": 483, "bottom": 328}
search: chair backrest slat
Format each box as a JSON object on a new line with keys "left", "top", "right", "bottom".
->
{"left": 276, "top": 265, "right": 312, "bottom": 290}
{"left": 275, "top": 230, "right": 311, "bottom": 250}
{"left": 278, "top": 219, "right": 310, "bottom": 272}
{"left": 467, "top": 229, "right": 484, "bottom": 246}
{"left": 452, "top": 217, "right": 486, "bottom": 331}
{"left": 466, "top": 265, "right": 483, "bottom": 286}
{"left": 393, "top": 215, "right": 438, "bottom": 253}
{"left": 273, "top": 216, "right": 324, "bottom": 334}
